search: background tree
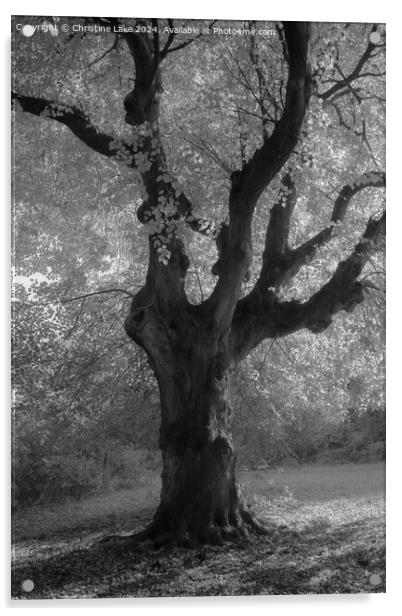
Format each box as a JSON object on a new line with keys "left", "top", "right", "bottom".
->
{"left": 12, "top": 18, "right": 385, "bottom": 545}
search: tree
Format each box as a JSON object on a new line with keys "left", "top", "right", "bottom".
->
{"left": 12, "top": 17, "right": 385, "bottom": 545}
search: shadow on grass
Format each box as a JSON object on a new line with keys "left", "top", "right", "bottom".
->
{"left": 237, "top": 518, "right": 385, "bottom": 595}
{"left": 11, "top": 513, "right": 385, "bottom": 598}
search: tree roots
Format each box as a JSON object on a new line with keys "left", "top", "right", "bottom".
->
{"left": 98, "top": 505, "right": 270, "bottom": 549}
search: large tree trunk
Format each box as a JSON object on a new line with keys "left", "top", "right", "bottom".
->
{"left": 152, "top": 366, "right": 244, "bottom": 545}
{"left": 124, "top": 306, "right": 268, "bottom": 546}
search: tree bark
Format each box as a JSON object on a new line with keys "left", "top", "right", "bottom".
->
{"left": 124, "top": 306, "right": 268, "bottom": 545}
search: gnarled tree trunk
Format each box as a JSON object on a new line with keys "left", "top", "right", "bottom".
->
{"left": 125, "top": 307, "right": 267, "bottom": 546}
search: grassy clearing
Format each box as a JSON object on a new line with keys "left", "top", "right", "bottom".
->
{"left": 11, "top": 462, "right": 385, "bottom": 598}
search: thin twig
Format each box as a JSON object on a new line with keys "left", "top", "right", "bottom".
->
{"left": 26, "top": 288, "right": 136, "bottom": 307}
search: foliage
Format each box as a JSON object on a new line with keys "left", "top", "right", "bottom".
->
{"left": 12, "top": 282, "right": 159, "bottom": 506}
{"left": 232, "top": 296, "right": 385, "bottom": 468}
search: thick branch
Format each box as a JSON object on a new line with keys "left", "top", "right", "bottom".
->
{"left": 301, "top": 211, "right": 385, "bottom": 333}
{"left": 203, "top": 22, "right": 312, "bottom": 330}
{"left": 249, "top": 170, "right": 385, "bottom": 296}
{"left": 229, "top": 23, "right": 312, "bottom": 205}
{"left": 254, "top": 172, "right": 297, "bottom": 290}
{"left": 282, "top": 171, "right": 385, "bottom": 282}
{"left": 121, "top": 29, "right": 161, "bottom": 126}
{"left": 12, "top": 92, "right": 128, "bottom": 160}
{"left": 230, "top": 210, "right": 385, "bottom": 359}
{"left": 330, "top": 171, "right": 385, "bottom": 223}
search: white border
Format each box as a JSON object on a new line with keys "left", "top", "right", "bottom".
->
{"left": 1, "top": 0, "right": 397, "bottom": 21}
{"left": 2, "top": 1, "right": 401, "bottom": 614}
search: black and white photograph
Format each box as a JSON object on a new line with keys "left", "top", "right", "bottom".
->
{"left": 10, "top": 9, "right": 386, "bottom": 600}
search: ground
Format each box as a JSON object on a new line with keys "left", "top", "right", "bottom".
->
{"left": 11, "top": 462, "right": 385, "bottom": 598}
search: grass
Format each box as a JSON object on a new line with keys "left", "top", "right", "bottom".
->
{"left": 11, "top": 462, "right": 385, "bottom": 598}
